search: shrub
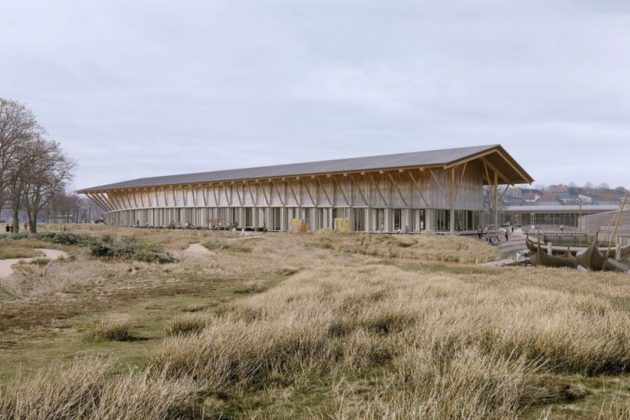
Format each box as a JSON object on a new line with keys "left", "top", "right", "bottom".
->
{"left": 1, "top": 233, "right": 29, "bottom": 240}
{"left": 92, "top": 319, "right": 133, "bottom": 341}
{"left": 29, "top": 258, "right": 50, "bottom": 267}
{"left": 203, "top": 240, "right": 251, "bottom": 253}
{"left": 165, "top": 314, "right": 209, "bottom": 336}
{"left": 109, "top": 237, "right": 143, "bottom": 258}
{"left": 91, "top": 242, "right": 115, "bottom": 258}
{"left": 133, "top": 250, "right": 177, "bottom": 264}
{"left": 36, "top": 232, "right": 94, "bottom": 246}
{"left": 89, "top": 237, "right": 177, "bottom": 264}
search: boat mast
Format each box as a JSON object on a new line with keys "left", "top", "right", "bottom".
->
{"left": 602, "top": 191, "right": 629, "bottom": 271}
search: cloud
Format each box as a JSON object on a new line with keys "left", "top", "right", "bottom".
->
{"left": 1, "top": 0, "right": 629, "bottom": 188}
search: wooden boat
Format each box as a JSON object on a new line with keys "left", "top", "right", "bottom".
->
{"left": 543, "top": 233, "right": 590, "bottom": 247}
{"left": 525, "top": 235, "right": 537, "bottom": 253}
{"left": 563, "top": 246, "right": 572, "bottom": 258}
{"left": 576, "top": 234, "right": 605, "bottom": 271}
{"left": 526, "top": 234, "right": 619, "bottom": 258}
{"left": 619, "top": 244, "right": 630, "bottom": 261}
{"left": 531, "top": 238, "right": 579, "bottom": 269}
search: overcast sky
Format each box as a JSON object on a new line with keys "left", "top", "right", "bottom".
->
{"left": 1, "top": 0, "right": 629, "bottom": 190}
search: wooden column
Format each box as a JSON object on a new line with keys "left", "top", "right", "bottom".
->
{"left": 493, "top": 171, "right": 499, "bottom": 228}
{"left": 450, "top": 167, "right": 456, "bottom": 233}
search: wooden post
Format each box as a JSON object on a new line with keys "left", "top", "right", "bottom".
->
{"left": 603, "top": 191, "right": 629, "bottom": 270}
{"left": 493, "top": 172, "right": 499, "bottom": 229}
{"left": 450, "top": 167, "right": 456, "bottom": 233}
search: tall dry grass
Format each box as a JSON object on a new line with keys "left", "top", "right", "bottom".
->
{"left": 145, "top": 264, "right": 630, "bottom": 417}
{"left": 0, "top": 244, "right": 42, "bottom": 259}
{"left": 0, "top": 357, "right": 198, "bottom": 419}
{"left": 2, "top": 229, "right": 629, "bottom": 418}
{"left": 165, "top": 313, "right": 211, "bottom": 336}
{"left": 308, "top": 230, "right": 500, "bottom": 263}
{"left": 92, "top": 317, "right": 133, "bottom": 341}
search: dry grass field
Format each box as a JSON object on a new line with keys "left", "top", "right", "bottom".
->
{"left": 0, "top": 237, "right": 47, "bottom": 259}
{"left": 1, "top": 225, "right": 629, "bottom": 419}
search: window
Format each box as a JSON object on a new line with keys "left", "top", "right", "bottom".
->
{"left": 454, "top": 210, "right": 480, "bottom": 231}
{"left": 317, "top": 208, "right": 326, "bottom": 229}
{"left": 353, "top": 208, "right": 365, "bottom": 231}
{"left": 185, "top": 208, "right": 193, "bottom": 225}
{"left": 271, "top": 208, "right": 281, "bottom": 231}
{"left": 303, "top": 208, "right": 309, "bottom": 225}
{"left": 244, "top": 208, "right": 253, "bottom": 227}
{"left": 435, "top": 209, "right": 450, "bottom": 231}
{"left": 393, "top": 209, "right": 402, "bottom": 231}
{"left": 375, "top": 208, "right": 385, "bottom": 231}
{"left": 412, "top": 209, "right": 426, "bottom": 232}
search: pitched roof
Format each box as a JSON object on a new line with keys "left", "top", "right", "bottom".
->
{"left": 78, "top": 144, "right": 533, "bottom": 192}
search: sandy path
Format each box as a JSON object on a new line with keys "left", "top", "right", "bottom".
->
{"left": 0, "top": 248, "right": 68, "bottom": 279}
{"left": 182, "top": 243, "right": 215, "bottom": 257}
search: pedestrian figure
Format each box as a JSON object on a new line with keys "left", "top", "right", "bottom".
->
{"left": 505, "top": 230, "right": 509, "bottom": 242}
{"left": 477, "top": 225, "right": 482, "bottom": 240}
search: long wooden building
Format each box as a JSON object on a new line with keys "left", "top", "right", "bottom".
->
{"left": 79, "top": 145, "right": 533, "bottom": 233}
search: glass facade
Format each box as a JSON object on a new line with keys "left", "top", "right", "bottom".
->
{"left": 435, "top": 209, "right": 450, "bottom": 232}
{"left": 505, "top": 212, "right": 579, "bottom": 227}
{"left": 393, "top": 209, "right": 402, "bottom": 231}
{"left": 244, "top": 208, "right": 253, "bottom": 227}
{"left": 412, "top": 209, "right": 426, "bottom": 231}
{"left": 353, "top": 208, "right": 365, "bottom": 231}
{"left": 375, "top": 208, "right": 385, "bottom": 231}
{"left": 454, "top": 210, "right": 481, "bottom": 231}
{"left": 271, "top": 208, "right": 282, "bottom": 231}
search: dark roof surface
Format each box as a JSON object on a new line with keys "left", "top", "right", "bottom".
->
{"left": 79, "top": 144, "right": 532, "bottom": 192}
{"left": 503, "top": 205, "right": 619, "bottom": 212}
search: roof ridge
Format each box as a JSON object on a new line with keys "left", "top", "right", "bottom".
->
{"left": 78, "top": 144, "right": 525, "bottom": 192}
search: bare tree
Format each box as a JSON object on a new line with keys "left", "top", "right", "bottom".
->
{"left": 0, "top": 98, "right": 74, "bottom": 234}
{"left": 46, "top": 191, "right": 98, "bottom": 224}
{"left": 0, "top": 99, "right": 41, "bottom": 216}
{"left": 6, "top": 139, "right": 34, "bottom": 233}
{"left": 23, "top": 139, "right": 75, "bottom": 233}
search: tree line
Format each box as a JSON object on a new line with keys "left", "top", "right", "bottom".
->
{"left": 0, "top": 98, "right": 74, "bottom": 234}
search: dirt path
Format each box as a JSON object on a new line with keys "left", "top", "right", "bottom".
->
{"left": 182, "top": 243, "right": 215, "bottom": 257}
{"left": 0, "top": 249, "right": 68, "bottom": 279}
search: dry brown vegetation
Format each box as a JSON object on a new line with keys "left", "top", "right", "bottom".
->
{"left": 1, "top": 225, "right": 629, "bottom": 419}
{"left": 0, "top": 238, "right": 46, "bottom": 259}
{"left": 308, "top": 230, "right": 500, "bottom": 263}
{"left": 92, "top": 318, "right": 133, "bottom": 341}
{"left": 0, "top": 357, "right": 198, "bottom": 419}
{"left": 165, "top": 314, "right": 210, "bottom": 336}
